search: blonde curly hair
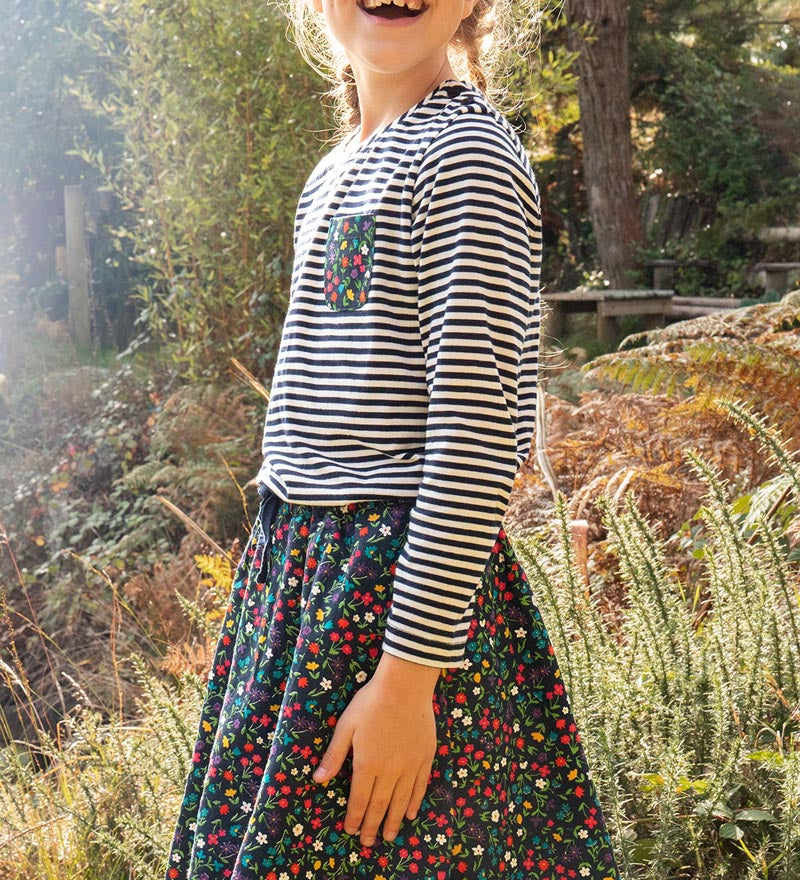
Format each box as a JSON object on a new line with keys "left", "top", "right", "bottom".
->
{"left": 278, "top": 0, "right": 541, "bottom": 138}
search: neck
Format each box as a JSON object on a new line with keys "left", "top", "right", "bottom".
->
{"left": 349, "top": 56, "right": 458, "bottom": 144}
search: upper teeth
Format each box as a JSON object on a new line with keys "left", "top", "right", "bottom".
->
{"left": 362, "top": 0, "right": 425, "bottom": 10}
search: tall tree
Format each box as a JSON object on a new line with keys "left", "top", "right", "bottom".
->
{"left": 567, "top": 0, "right": 643, "bottom": 286}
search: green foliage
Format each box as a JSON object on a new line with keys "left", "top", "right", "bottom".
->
{"left": 509, "top": 404, "right": 800, "bottom": 877}
{"left": 531, "top": 1, "right": 800, "bottom": 293}
{"left": 68, "top": 0, "right": 327, "bottom": 378}
{"left": 0, "top": 0, "right": 138, "bottom": 343}
{"left": 1, "top": 359, "right": 178, "bottom": 579}
{"left": 635, "top": 35, "right": 799, "bottom": 210}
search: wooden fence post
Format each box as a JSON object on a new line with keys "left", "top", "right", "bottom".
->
{"left": 64, "top": 184, "right": 91, "bottom": 349}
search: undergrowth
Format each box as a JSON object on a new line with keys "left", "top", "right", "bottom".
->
{"left": 509, "top": 400, "right": 800, "bottom": 879}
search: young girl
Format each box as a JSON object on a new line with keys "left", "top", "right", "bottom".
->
{"left": 166, "top": 1, "right": 621, "bottom": 878}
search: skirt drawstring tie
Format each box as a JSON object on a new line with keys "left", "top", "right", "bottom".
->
{"left": 254, "top": 483, "right": 281, "bottom": 586}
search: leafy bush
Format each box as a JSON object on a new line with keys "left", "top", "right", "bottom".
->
{"left": 70, "top": 0, "right": 327, "bottom": 378}
{"left": 510, "top": 401, "right": 800, "bottom": 878}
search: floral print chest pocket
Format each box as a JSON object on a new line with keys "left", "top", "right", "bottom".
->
{"left": 323, "top": 213, "right": 376, "bottom": 311}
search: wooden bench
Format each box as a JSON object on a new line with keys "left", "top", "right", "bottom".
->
{"left": 543, "top": 288, "right": 674, "bottom": 343}
{"left": 752, "top": 262, "right": 800, "bottom": 295}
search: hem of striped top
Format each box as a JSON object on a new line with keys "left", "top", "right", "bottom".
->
{"left": 255, "top": 474, "right": 422, "bottom": 508}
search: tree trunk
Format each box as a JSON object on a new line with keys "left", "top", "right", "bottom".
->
{"left": 567, "top": 0, "right": 643, "bottom": 287}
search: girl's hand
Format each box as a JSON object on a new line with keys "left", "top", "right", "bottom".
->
{"left": 312, "top": 657, "right": 440, "bottom": 847}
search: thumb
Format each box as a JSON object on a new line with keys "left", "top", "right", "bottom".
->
{"left": 313, "top": 718, "right": 353, "bottom": 783}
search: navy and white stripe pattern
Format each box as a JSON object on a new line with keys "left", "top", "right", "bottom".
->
{"left": 257, "top": 79, "right": 542, "bottom": 668}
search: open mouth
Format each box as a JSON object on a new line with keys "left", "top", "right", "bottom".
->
{"left": 358, "top": 0, "right": 428, "bottom": 20}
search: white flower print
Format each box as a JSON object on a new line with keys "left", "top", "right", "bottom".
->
{"left": 515, "top": 627, "right": 526, "bottom": 638}
{"left": 292, "top": 823, "right": 304, "bottom": 836}
{"left": 472, "top": 845, "right": 484, "bottom": 856}
{"left": 255, "top": 833, "right": 268, "bottom": 845}
{"left": 355, "top": 670, "right": 368, "bottom": 683}
{"left": 321, "top": 678, "right": 332, "bottom": 690}
{"left": 380, "top": 523, "right": 392, "bottom": 536}
{"left": 491, "top": 810, "right": 500, "bottom": 822}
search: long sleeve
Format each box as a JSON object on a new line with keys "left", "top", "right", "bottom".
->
{"left": 380, "top": 112, "right": 542, "bottom": 669}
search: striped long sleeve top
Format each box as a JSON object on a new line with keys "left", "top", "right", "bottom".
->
{"left": 256, "top": 78, "right": 542, "bottom": 669}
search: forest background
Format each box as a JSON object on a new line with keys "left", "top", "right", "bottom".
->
{"left": 1, "top": 0, "right": 800, "bottom": 878}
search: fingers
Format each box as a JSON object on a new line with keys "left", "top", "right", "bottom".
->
{"left": 313, "top": 716, "right": 353, "bottom": 783}
{"left": 380, "top": 774, "right": 415, "bottom": 842}
{"left": 346, "top": 758, "right": 433, "bottom": 846}
{"left": 406, "top": 756, "right": 434, "bottom": 820}
{"left": 343, "top": 761, "right": 377, "bottom": 841}
{"left": 352, "top": 775, "right": 395, "bottom": 846}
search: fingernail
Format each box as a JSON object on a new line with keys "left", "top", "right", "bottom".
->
{"left": 313, "top": 765, "right": 327, "bottom": 781}
{"left": 363, "top": 837, "right": 375, "bottom": 846}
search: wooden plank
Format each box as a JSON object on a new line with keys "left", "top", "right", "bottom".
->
{"left": 753, "top": 262, "right": 800, "bottom": 271}
{"left": 669, "top": 304, "right": 732, "bottom": 319}
{"left": 598, "top": 299, "right": 672, "bottom": 318}
{"left": 544, "top": 288, "right": 673, "bottom": 303}
{"left": 757, "top": 227, "right": 800, "bottom": 243}
{"left": 601, "top": 288, "right": 673, "bottom": 300}
{"left": 677, "top": 296, "right": 742, "bottom": 308}
{"left": 64, "top": 184, "right": 91, "bottom": 349}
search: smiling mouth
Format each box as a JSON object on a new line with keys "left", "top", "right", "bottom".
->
{"left": 357, "top": 0, "right": 428, "bottom": 19}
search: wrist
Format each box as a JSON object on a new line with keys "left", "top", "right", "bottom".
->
{"left": 373, "top": 651, "right": 441, "bottom": 694}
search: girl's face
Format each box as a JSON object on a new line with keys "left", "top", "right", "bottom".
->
{"left": 311, "top": 0, "right": 477, "bottom": 81}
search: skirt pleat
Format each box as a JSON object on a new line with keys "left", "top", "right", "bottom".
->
{"left": 165, "top": 487, "right": 620, "bottom": 880}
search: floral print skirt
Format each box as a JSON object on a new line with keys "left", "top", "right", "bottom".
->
{"left": 165, "top": 486, "right": 620, "bottom": 880}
